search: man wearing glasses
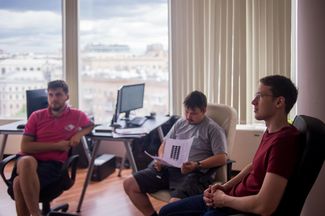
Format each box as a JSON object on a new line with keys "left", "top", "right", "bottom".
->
{"left": 159, "top": 75, "right": 300, "bottom": 216}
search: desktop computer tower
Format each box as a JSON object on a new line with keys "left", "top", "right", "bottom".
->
{"left": 91, "top": 154, "right": 116, "bottom": 181}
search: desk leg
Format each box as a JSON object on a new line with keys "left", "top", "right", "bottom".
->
{"left": 118, "top": 153, "right": 126, "bottom": 177}
{"left": 76, "top": 140, "right": 101, "bottom": 213}
{"left": 0, "top": 134, "right": 8, "bottom": 160}
{"left": 123, "top": 140, "right": 138, "bottom": 173}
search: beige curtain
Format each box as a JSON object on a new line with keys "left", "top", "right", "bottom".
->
{"left": 169, "top": 0, "right": 291, "bottom": 124}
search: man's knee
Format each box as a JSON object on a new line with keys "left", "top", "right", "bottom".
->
{"left": 13, "top": 176, "right": 22, "bottom": 197}
{"left": 16, "top": 156, "right": 37, "bottom": 174}
{"left": 123, "top": 176, "right": 141, "bottom": 194}
{"left": 13, "top": 176, "right": 20, "bottom": 190}
{"left": 169, "top": 197, "right": 181, "bottom": 203}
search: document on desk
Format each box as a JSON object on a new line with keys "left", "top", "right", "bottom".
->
{"left": 144, "top": 137, "right": 194, "bottom": 168}
{"left": 112, "top": 127, "right": 150, "bottom": 138}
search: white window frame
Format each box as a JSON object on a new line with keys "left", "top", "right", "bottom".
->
{"left": 63, "top": 0, "right": 79, "bottom": 108}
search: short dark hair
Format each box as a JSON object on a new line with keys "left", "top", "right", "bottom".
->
{"left": 47, "top": 80, "right": 69, "bottom": 94}
{"left": 183, "top": 90, "right": 207, "bottom": 111}
{"left": 260, "top": 75, "right": 298, "bottom": 114}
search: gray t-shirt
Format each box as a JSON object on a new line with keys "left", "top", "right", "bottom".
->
{"left": 164, "top": 116, "right": 227, "bottom": 162}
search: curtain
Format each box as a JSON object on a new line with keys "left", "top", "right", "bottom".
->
{"left": 169, "top": 0, "right": 291, "bottom": 124}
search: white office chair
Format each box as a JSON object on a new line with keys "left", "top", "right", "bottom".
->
{"left": 150, "top": 103, "right": 237, "bottom": 202}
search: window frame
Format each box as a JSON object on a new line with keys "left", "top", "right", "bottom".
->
{"left": 63, "top": 0, "right": 79, "bottom": 108}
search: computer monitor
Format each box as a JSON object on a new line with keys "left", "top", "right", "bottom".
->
{"left": 26, "top": 89, "right": 48, "bottom": 119}
{"left": 117, "top": 83, "right": 145, "bottom": 120}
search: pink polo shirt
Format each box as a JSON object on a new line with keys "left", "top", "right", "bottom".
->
{"left": 23, "top": 106, "right": 93, "bottom": 162}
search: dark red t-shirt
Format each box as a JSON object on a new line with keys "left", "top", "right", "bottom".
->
{"left": 229, "top": 125, "right": 300, "bottom": 197}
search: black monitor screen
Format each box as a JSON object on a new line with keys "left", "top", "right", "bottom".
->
{"left": 26, "top": 89, "right": 48, "bottom": 119}
{"left": 118, "top": 83, "right": 145, "bottom": 119}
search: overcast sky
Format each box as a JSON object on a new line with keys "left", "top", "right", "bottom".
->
{"left": 0, "top": 0, "right": 168, "bottom": 54}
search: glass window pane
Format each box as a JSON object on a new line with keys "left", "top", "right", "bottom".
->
{"left": 0, "top": 0, "right": 62, "bottom": 119}
{"left": 80, "top": 0, "right": 169, "bottom": 124}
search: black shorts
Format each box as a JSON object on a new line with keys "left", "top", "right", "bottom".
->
{"left": 10, "top": 156, "right": 63, "bottom": 190}
{"left": 133, "top": 165, "right": 170, "bottom": 194}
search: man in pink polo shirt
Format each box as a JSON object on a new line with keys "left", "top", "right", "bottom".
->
{"left": 12, "top": 80, "right": 94, "bottom": 216}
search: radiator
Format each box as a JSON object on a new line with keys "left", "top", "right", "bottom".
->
{"left": 232, "top": 124, "right": 265, "bottom": 171}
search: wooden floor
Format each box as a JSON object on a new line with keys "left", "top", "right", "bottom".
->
{"left": 0, "top": 164, "right": 166, "bottom": 216}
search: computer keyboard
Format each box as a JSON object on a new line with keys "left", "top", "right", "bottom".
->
{"left": 129, "top": 116, "right": 147, "bottom": 126}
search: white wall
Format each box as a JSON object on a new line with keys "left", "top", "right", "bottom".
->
{"left": 97, "top": 140, "right": 126, "bottom": 159}
{"left": 1, "top": 134, "right": 21, "bottom": 154}
{"left": 297, "top": 0, "right": 325, "bottom": 215}
{"left": 232, "top": 125, "right": 265, "bottom": 171}
{"left": 0, "top": 119, "right": 22, "bottom": 155}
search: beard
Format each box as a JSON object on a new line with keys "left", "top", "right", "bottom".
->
{"left": 50, "top": 103, "right": 65, "bottom": 112}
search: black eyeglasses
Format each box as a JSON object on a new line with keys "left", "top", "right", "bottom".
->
{"left": 254, "top": 92, "right": 274, "bottom": 100}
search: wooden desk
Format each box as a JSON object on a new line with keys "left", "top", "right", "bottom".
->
{"left": 76, "top": 115, "right": 170, "bottom": 213}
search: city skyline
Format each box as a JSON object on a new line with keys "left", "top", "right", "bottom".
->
{"left": 0, "top": 44, "right": 169, "bottom": 123}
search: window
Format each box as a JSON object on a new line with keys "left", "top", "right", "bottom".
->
{"left": 0, "top": 0, "right": 62, "bottom": 118}
{"left": 2, "top": 1, "right": 287, "bottom": 125}
{"left": 79, "top": 0, "right": 169, "bottom": 124}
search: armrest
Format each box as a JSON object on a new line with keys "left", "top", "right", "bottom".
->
{"left": 61, "top": 155, "right": 79, "bottom": 182}
{"left": 227, "top": 159, "right": 236, "bottom": 180}
{"left": 0, "top": 154, "right": 19, "bottom": 187}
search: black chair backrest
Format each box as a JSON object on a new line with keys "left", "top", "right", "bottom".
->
{"left": 274, "top": 115, "right": 325, "bottom": 215}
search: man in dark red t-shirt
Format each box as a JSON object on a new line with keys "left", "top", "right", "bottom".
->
{"left": 159, "top": 75, "right": 300, "bottom": 216}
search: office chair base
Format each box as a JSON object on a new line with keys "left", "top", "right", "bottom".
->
{"left": 52, "top": 203, "right": 69, "bottom": 212}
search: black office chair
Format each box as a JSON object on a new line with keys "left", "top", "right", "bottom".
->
{"left": 231, "top": 115, "right": 325, "bottom": 216}
{"left": 0, "top": 153, "right": 79, "bottom": 215}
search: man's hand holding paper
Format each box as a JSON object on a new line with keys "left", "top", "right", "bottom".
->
{"left": 153, "top": 159, "right": 162, "bottom": 171}
{"left": 145, "top": 137, "right": 194, "bottom": 168}
{"left": 181, "top": 161, "right": 197, "bottom": 174}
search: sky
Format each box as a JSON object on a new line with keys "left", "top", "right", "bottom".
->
{"left": 0, "top": 0, "right": 168, "bottom": 54}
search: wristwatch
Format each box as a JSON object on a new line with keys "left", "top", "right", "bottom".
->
{"left": 195, "top": 161, "right": 202, "bottom": 170}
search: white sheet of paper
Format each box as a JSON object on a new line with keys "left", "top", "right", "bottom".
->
{"left": 115, "top": 127, "right": 149, "bottom": 135}
{"left": 144, "top": 137, "right": 194, "bottom": 168}
{"left": 112, "top": 132, "right": 144, "bottom": 138}
{"left": 144, "top": 151, "right": 173, "bottom": 167}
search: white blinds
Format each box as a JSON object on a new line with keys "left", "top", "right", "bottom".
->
{"left": 245, "top": 0, "right": 292, "bottom": 123}
{"left": 169, "top": 0, "right": 291, "bottom": 124}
